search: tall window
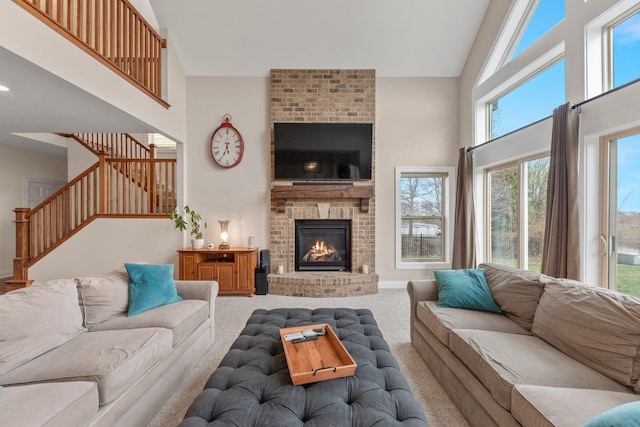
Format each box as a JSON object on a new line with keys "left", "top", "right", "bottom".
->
{"left": 600, "top": 130, "right": 640, "bottom": 298}
{"left": 510, "top": 0, "right": 565, "bottom": 60}
{"left": 486, "top": 156, "right": 549, "bottom": 271}
{"left": 609, "top": 9, "right": 640, "bottom": 89}
{"left": 488, "top": 59, "right": 565, "bottom": 140}
{"left": 396, "top": 167, "right": 453, "bottom": 268}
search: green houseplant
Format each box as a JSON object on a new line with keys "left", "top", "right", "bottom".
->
{"left": 170, "top": 205, "right": 207, "bottom": 249}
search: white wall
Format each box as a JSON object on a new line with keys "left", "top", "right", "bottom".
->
{"left": 0, "top": 145, "right": 67, "bottom": 277}
{"left": 183, "top": 77, "right": 271, "bottom": 250}
{"left": 376, "top": 78, "right": 459, "bottom": 282}
{"left": 460, "top": 0, "right": 640, "bottom": 284}
{"left": 179, "top": 76, "right": 460, "bottom": 283}
{"left": 0, "top": 1, "right": 187, "bottom": 141}
{"left": 29, "top": 218, "right": 181, "bottom": 280}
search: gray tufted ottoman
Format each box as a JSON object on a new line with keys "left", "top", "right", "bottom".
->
{"left": 180, "top": 308, "right": 428, "bottom": 426}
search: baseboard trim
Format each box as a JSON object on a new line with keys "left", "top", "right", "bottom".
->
{"left": 378, "top": 281, "right": 407, "bottom": 289}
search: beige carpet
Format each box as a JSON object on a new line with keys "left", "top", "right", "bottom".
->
{"left": 148, "top": 289, "right": 469, "bottom": 427}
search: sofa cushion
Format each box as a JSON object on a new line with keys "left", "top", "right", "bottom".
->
{"left": 512, "top": 385, "right": 639, "bottom": 427}
{"left": 0, "top": 328, "right": 172, "bottom": 405}
{"left": 480, "top": 263, "right": 546, "bottom": 331}
{"left": 449, "top": 329, "right": 630, "bottom": 411}
{"left": 0, "top": 382, "right": 99, "bottom": 427}
{"left": 416, "top": 301, "right": 528, "bottom": 346}
{"left": 532, "top": 281, "right": 640, "bottom": 386}
{"left": 0, "top": 279, "right": 85, "bottom": 376}
{"left": 90, "top": 299, "right": 208, "bottom": 346}
{"left": 125, "top": 263, "right": 182, "bottom": 316}
{"left": 77, "top": 267, "right": 129, "bottom": 328}
{"left": 584, "top": 400, "right": 640, "bottom": 427}
{"left": 434, "top": 269, "right": 501, "bottom": 313}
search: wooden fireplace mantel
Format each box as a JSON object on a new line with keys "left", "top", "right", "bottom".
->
{"left": 271, "top": 184, "right": 374, "bottom": 213}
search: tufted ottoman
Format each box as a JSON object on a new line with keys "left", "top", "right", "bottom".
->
{"left": 180, "top": 308, "right": 428, "bottom": 426}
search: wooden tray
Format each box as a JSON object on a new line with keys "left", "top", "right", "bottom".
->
{"left": 280, "top": 323, "right": 357, "bottom": 385}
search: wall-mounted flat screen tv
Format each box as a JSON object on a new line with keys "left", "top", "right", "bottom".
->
{"left": 273, "top": 122, "right": 373, "bottom": 181}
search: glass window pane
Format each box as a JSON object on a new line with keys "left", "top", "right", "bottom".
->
{"left": 615, "top": 134, "right": 640, "bottom": 298}
{"left": 489, "top": 165, "right": 519, "bottom": 267}
{"left": 612, "top": 11, "right": 640, "bottom": 88}
{"left": 400, "top": 175, "right": 443, "bottom": 216}
{"left": 511, "top": 0, "right": 565, "bottom": 60}
{"left": 400, "top": 173, "right": 444, "bottom": 262}
{"left": 490, "top": 59, "right": 565, "bottom": 139}
{"left": 526, "top": 157, "right": 549, "bottom": 272}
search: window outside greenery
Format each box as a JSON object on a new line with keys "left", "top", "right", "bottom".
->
{"left": 612, "top": 134, "right": 640, "bottom": 298}
{"left": 488, "top": 59, "right": 565, "bottom": 140}
{"left": 488, "top": 156, "right": 549, "bottom": 271}
{"left": 611, "top": 10, "right": 640, "bottom": 89}
{"left": 510, "top": 0, "right": 565, "bottom": 60}
{"left": 400, "top": 172, "right": 445, "bottom": 262}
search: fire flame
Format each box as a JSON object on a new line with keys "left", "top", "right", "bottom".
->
{"left": 303, "top": 240, "right": 342, "bottom": 262}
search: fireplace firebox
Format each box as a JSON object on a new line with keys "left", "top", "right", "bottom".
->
{"left": 295, "top": 220, "right": 351, "bottom": 272}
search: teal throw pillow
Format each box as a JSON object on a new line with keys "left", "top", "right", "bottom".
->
{"left": 434, "top": 268, "right": 501, "bottom": 313}
{"left": 125, "top": 263, "right": 182, "bottom": 317}
{"left": 584, "top": 401, "right": 640, "bottom": 427}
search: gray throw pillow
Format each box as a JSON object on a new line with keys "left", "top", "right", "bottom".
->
{"left": 480, "top": 263, "right": 546, "bottom": 331}
{"left": 76, "top": 267, "right": 129, "bottom": 328}
{"left": 0, "top": 279, "right": 85, "bottom": 376}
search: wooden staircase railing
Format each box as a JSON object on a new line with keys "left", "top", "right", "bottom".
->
{"left": 63, "top": 133, "right": 153, "bottom": 158}
{"left": 13, "top": 0, "right": 168, "bottom": 106}
{"left": 8, "top": 152, "right": 176, "bottom": 289}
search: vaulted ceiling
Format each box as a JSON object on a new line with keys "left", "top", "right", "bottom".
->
{"left": 0, "top": 0, "right": 490, "bottom": 155}
{"left": 149, "top": 0, "right": 490, "bottom": 77}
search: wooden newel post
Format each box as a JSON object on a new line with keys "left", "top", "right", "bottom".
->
{"left": 7, "top": 208, "right": 33, "bottom": 291}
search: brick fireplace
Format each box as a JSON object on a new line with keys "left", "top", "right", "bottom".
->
{"left": 268, "top": 69, "right": 378, "bottom": 297}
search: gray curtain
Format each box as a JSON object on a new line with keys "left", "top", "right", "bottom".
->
{"left": 541, "top": 103, "right": 580, "bottom": 279}
{"left": 452, "top": 147, "right": 476, "bottom": 269}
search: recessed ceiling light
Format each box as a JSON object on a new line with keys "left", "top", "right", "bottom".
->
{"left": 0, "top": 84, "right": 9, "bottom": 92}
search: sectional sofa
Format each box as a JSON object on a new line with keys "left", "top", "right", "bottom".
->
{"left": 408, "top": 263, "right": 640, "bottom": 427}
{"left": 0, "top": 266, "right": 218, "bottom": 427}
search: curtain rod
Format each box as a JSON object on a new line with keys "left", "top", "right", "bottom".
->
{"left": 468, "top": 77, "right": 640, "bottom": 153}
{"left": 571, "top": 77, "right": 640, "bottom": 110}
{"left": 467, "top": 115, "right": 552, "bottom": 153}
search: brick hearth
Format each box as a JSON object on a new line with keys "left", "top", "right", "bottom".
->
{"left": 268, "top": 69, "right": 378, "bottom": 297}
{"left": 268, "top": 272, "right": 379, "bottom": 298}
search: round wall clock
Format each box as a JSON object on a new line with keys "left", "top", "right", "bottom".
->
{"left": 210, "top": 115, "right": 244, "bottom": 168}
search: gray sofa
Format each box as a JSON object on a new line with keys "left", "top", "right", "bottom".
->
{"left": 0, "top": 267, "right": 218, "bottom": 427}
{"left": 408, "top": 263, "right": 640, "bottom": 427}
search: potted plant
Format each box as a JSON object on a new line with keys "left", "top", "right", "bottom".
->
{"left": 170, "top": 206, "right": 207, "bottom": 249}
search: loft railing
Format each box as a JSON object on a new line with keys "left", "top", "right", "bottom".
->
{"left": 14, "top": 0, "right": 167, "bottom": 106}
{"left": 64, "top": 132, "right": 153, "bottom": 158}
{"left": 8, "top": 152, "right": 176, "bottom": 289}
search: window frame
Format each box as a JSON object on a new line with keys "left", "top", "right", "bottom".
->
{"left": 486, "top": 55, "right": 565, "bottom": 141}
{"left": 484, "top": 153, "right": 550, "bottom": 271}
{"left": 604, "top": 6, "right": 640, "bottom": 91}
{"left": 475, "top": 43, "right": 564, "bottom": 144}
{"left": 395, "top": 166, "right": 455, "bottom": 270}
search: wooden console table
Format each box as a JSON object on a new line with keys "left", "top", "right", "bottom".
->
{"left": 177, "top": 247, "right": 258, "bottom": 296}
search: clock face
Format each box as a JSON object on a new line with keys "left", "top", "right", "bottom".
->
{"left": 210, "top": 125, "right": 244, "bottom": 168}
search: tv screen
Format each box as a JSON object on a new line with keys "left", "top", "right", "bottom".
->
{"left": 274, "top": 123, "right": 373, "bottom": 181}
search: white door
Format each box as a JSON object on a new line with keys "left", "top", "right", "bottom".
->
{"left": 600, "top": 129, "right": 640, "bottom": 298}
{"left": 26, "top": 178, "right": 65, "bottom": 208}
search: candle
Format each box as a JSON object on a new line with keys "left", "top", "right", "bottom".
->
{"left": 362, "top": 265, "right": 369, "bottom": 274}
{"left": 278, "top": 265, "right": 284, "bottom": 275}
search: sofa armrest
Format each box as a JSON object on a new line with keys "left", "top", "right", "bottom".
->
{"left": 407, "top": 279, "right": 438, "bottom": 303}
{"left": 176, "top": 280, "right": 218, "bottom": 343}
{"left": 175, "top": 280, "right": 219, "bottom": 302}
{"left": 407, "top": 280, "right": 438, "bottom": 344}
